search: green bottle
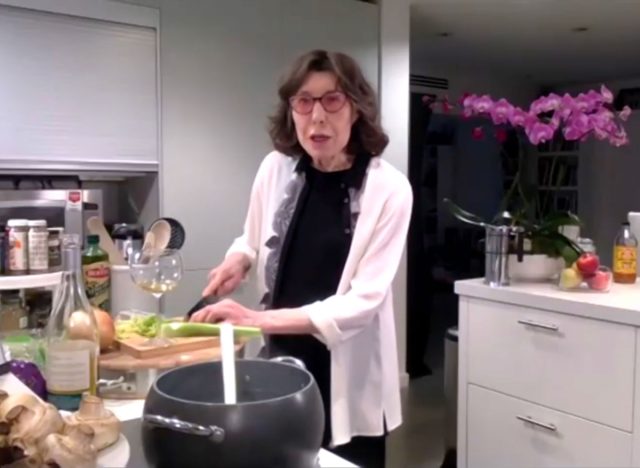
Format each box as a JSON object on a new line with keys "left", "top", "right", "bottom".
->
{"left": 82, "top": 234, "right": 110, "bottom": 311}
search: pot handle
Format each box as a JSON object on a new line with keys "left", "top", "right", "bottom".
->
{"left": 144, "top": 414, "right": 225, "bottom": 443}
{"left": 269, "top": 356, "right": 307, "bottom": 370}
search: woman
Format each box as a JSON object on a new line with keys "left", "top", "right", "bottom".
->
{"left": 191, "top": 49, "right": 412, "bottom": 468}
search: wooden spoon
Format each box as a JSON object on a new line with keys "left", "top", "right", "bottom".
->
{"left": 149, "top": 219, "right": 171, "bottom": 251}
{"left": 86, "top": 217, "right": 126, "bottom": 265}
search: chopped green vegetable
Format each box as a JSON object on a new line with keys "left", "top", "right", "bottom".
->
{"left": 115, "top": 315, "right": 161, "bottom": 339}
{"left": 160, "top": 322, "right": 262, "bottom": 339}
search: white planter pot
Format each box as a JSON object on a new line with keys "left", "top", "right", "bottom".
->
{"left": 508, "top": 254, "right": 564, "bottom": 282}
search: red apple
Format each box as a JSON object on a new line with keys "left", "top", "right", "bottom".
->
{"left": 587, "top": 268, "right": 612, "bottom": 292}
{"left": 576, "top": 253, "right": 600, "bottom": 276}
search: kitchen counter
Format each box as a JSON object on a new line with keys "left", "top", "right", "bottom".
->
{"left": 107, "top": 400, "right": 356, "bottom": 468}
{"left": 455, "top": 277, "right": 640, "bottom": 325}
{"left": 455, "top": 278, "right": 640, "bottom": 467}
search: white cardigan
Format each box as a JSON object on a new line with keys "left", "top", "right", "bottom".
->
{"left": 226, "top": 150, "right": 413, "bottom": 446}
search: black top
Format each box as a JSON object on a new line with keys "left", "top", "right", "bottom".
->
{"left": 267, "top": 153, "right": 368, "bottom": 445}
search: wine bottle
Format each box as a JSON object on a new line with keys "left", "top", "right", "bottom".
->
{"left": 45, "top": 234, "right": 99, "bottom": 411}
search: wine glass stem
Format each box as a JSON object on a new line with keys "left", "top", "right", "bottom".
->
{"left": 154, "top": 293, "right": 164, "bottom": 339}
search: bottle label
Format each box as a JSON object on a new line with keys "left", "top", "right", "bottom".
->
{"left": 83, "top": 261, "right": 110, "bottom": 311}
{"left": 614, "top": 246, "right": 637, "bottom": 275}
{"left": 46, "top": 348, "right": 90, "bottom": 394}
{"left": 28, "top": 230, "right": 49, "bottom": 270}
{"left": 8, "top": 230, "right": 28, "bottom": 271}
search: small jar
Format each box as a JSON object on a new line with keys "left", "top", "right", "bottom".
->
{"left": 7, "top": 219, "right": 29, "bottom": 275}
{"left": 28, "top": 220, "right": 49, "bottom": 273}
{"left": 47, "top": 227, "right": 63, "bottom": 271}
{"left": 0, "top": 290, "right": 28, "bottom": 332}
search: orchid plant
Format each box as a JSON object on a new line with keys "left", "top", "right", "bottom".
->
{"left": 461, "top": 85, "right": 631, "bottom": 147}
{"left": 429, "top": 85, "right": 633, "bottom": 263}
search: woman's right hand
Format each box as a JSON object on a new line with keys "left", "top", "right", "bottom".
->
{"left": 202, "top": 252, "right": 251, "bottom": 297}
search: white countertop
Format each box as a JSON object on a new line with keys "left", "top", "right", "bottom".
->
{"left": 455, "top": 278, "right": 640, "bottom": 326}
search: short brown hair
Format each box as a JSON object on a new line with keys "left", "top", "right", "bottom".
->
{"left": 268, "top": 50, "right": 388, "bottom": 158}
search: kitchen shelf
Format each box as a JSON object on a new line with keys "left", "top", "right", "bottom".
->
{"left": 0, "top": 272, "right": 62, "bottom": 291}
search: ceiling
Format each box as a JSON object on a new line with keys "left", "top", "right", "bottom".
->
{"left": 411, "top": 0, "right": 640, "bottom": 86}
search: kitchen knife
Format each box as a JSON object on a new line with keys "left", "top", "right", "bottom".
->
{"left": 185, "top": 294, "right": 219, "bottom": 319}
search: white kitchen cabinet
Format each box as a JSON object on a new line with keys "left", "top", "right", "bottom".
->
{"left": 456, "top": 279, "right": 640, "bottom": 467}
{"left": 467, "top": 385, "right": 632, "bottom": 468}
{"left": 467, "top": 299, "right": 635, "bottom": 431}
{"left": 0, "top": 1, "right": 159, "bottom": 174}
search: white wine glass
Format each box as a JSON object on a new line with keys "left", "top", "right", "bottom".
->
{"left": 128, "top": 248, "right": 183, "bottom": 346}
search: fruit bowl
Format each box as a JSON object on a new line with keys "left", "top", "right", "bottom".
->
{"left": 558, "top": 253, "right": 612, "bottom": 293}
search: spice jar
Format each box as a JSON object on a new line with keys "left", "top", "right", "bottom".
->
{"left": 28, "top": 220, "right": 49, "bottom": 273}
{"left": 0, "top": 290, "right": 28, "bottom": 332}
{"left": 47, "top": 227, "right": 63, "bottom": 271}
{"left": 7, "top": 219, "right": 29, "bottom": 275}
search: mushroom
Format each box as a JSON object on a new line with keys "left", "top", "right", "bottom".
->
{"left": 65, "top": 394, "right": 120, "bottom": 450}
{"left": 0, "top": 392, "right": 42, "bottom": 421}
{"left": 40, "top": 423, "right": 97, "bottom": 468}
{"left": 3, "top": 397, "right": 64, "bottom": 459}
{"left": 1, "top": 455, "right": 41, "bottom": 468}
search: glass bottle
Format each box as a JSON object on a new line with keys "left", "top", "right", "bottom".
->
{"left": 613, "top": 222, "right": 638, "bottom": 284}
{"left": 82, "top": 234, "right": 110, "bottom": 312}
{"left": 45, "top": 234, "right": 99, "bottom": 411}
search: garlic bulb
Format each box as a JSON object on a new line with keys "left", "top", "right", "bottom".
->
{"left": 40, "top": 423, "right": 97, "bottom": 468}
{"left": 65, "top": 394, "right": 120, "bottom": 450}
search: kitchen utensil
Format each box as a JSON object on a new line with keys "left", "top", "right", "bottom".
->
{"left": 118, "top": 335, "right": 218, "bottom": 359}
{"left": 142, "top": 231, "right": 155, "bottom": 252}
{"left": 163, "top": 217, "right": 186, "bottom": 250}
{"left": 98, "top": 339, "right": 247, "bottom": 399}
{"left": 111, "top": 223, "right": 144, "bottom": 262}
{"left": 484, "top": 223, "right": 524, "bottom": 287}
{"left": 185, "top": 294, "right": 218, "bottom": 319}
{"left": 220, "top": 323, "right": 236, "bottom": 404}
{"left": 87, "top": 216, "right": 126, "bottom": 265}
{"left": 142, "top": 357, "right": 324, "bottom": 468}
{"left": 148, "top": 219, "right": 171, "bottom": 251}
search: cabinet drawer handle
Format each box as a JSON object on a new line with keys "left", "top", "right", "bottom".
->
{"left": 517, "top": 318, "right": 559, "bottom": 331}
{"left": 516, "top": 414, "right": 558, "bottom": 432}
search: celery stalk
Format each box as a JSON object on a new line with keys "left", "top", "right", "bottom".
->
{"left": 160, "top": 322, "right": 262, "bottom": 339}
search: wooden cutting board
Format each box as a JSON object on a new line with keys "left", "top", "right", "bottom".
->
{"left": 117, "top": 335, "right": 219, "bottom": 359}
{"left": 99, "top": 338, "right": 247, "bottom": 371}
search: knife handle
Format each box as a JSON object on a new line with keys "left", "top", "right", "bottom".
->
{"left": 185, "top": 294, "right": 218, "bottom": 319}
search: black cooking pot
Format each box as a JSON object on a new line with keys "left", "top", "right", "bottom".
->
{"left": 141, "top": 357, "right": 324, "bottom": 468}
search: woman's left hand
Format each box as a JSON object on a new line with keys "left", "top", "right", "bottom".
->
{"left": 189, "top": 298, "right": 261, "bottom": 328}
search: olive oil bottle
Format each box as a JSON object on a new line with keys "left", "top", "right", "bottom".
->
{"left": 82, "top": 234, "right": 110, "bottom": 311}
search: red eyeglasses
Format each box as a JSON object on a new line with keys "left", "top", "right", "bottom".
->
{"left": 289, "top": 91, "right": 348, "bottom": 115}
